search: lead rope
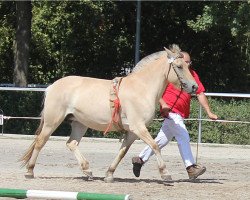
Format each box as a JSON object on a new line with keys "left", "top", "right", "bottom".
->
{"left": 169, "top": 86, "right": 183, "bottom": 112}
{"left": 196, "top": 139, "right": 199, "bottom": 164}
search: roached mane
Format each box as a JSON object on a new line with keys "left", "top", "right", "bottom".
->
{"left": 131, "top": 44, "right": 182, "bottom": 73}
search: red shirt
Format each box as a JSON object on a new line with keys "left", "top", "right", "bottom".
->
{"left": 162, "top": 69, "right": 205, "bottom": 118}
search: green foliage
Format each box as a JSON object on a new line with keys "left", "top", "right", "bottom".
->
{"left": 188, "top": 97, "right": 250, "bottom": 145}
{"left": 30, "top": 1, "right": 134, "bottom": 84}
{"left": 186, "top": 1, "right": 250, "bottom": 92}
{"left": 0, "top": 1, "right": 249, "bottom": 92}
{"left": 0, "top": 1, "right": 15, "bottom": 83}
{"left": 187, "top": 1, "right": 250, "bottom": 38}
{"left": 187, "top": 5, "right": 213, "bottom": 32}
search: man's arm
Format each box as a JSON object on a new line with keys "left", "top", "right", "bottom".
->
{"left": 197, "top": 92, "right": 218, "bottom": 120}
{"left": 159, "top": 98, "right": 171, "bottom": 117}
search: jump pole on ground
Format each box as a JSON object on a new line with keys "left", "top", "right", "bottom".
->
{"left": 0, "top": 188, "right": 132, "bottom": 200}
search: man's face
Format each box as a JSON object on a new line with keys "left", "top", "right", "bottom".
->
{"left": 183, "top": 53, "right": 192, "bottom": 68}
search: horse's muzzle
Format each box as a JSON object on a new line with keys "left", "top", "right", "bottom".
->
{"left": 182, "top": 81, "right": 198, "bottom": 94}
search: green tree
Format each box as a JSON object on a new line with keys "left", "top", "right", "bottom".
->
{"left": 30, "top": 1, "right": 135, "bottom": 84}
{"left": 187, "top": 1, "right": 250, "bottom": 92}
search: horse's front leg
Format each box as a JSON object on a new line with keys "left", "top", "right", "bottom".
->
{"left": 132, "top": 125, "right": 172, "bottom": 181}
{"left": 104, "top": 132, "right": 137, "bottom": 183}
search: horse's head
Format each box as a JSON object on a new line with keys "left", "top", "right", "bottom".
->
{"left": 164, "top": 45, "right": 198, "bottom": 94}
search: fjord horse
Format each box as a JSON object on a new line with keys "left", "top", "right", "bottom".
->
{"left": 20, "top": 45, "right": 198, "bottom": 182}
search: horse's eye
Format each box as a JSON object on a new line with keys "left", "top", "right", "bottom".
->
{"left": 177, "top": 65, "right": 183, "bottom": 69}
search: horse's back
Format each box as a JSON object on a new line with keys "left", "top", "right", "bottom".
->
{"left": 46, "top": 75, "right": 111, "bottom": 105}
{"left": 50, "top": 75, "right": 109, "bottom": 88}
{"left": 43, "top": 76, "right": 112, "bottom": 129}
{"left": 47, "top": 75, "right": 110, "bottom": 93}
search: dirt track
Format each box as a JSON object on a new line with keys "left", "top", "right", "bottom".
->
{"left": 0, "top": 134, "right": 249, "bottom": 200}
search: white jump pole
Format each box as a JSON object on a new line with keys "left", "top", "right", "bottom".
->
{"left": 0, "top": 188, "right": 132, "bottom": 200}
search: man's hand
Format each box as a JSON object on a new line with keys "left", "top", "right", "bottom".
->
{"left": 159, "top": 98, "right": 171, "bottom": 117}
{"left": 208, "top": 112, "right": 218, "bottom": 120}
{"left": 161, "top": 104, "right": 171, "bottom": 117}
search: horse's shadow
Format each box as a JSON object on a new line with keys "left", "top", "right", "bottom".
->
{"left": 38, "top": 176, "right": 224, "bottom": 185}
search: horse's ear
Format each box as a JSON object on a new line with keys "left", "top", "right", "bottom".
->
{"left": 164, "top": 47, "right": 174, "bottom": 58}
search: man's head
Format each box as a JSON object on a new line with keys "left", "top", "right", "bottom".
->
{"left": 181, "top": 51, "right": 192, "bottom": 67}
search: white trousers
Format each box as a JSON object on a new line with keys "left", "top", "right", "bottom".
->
{"left": 139, "top": 112, "right": 195, "bottom": 168}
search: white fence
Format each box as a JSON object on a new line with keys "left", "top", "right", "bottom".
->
{"left": 196, "top": 93, "right": 250, "bottom": 143}
{"left": 0, "top": 87, "right": 249, "bottom": 143}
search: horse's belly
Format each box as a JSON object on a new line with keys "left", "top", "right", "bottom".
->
{"left": 69, "top": 106, "right": 110, "bottom": 129}
{"left": 70, "top": 109, "right": 130, "bottom": 132}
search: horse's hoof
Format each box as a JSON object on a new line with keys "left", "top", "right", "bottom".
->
{"left": 104, "top": 176, "right": 114, "bottom": 183}
{"left": 83, "top": 171, "right": 93, "bottom": 181}
{"left": 87, "top": 176, "right": 93, "bottom": 181}
{"left": 25, "top": 173, "right": 34, "bottom": 179}
{"left": 161, "top": 174, "right": 172, "bottom": 181}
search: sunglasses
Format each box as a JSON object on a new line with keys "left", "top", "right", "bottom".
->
{"left": 185, "top": 61, "right": 192, "bottom": 65}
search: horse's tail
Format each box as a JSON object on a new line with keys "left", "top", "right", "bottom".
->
{"left": 19, "top": 110, "right": 44, "bottom": 168}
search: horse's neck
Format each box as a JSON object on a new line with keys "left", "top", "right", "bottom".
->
{"left": 132, "top": 58, "right": 169, "bottom": 104}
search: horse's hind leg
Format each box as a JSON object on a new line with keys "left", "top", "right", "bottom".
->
{"left": 66, "top": 121, "right": 92, "bottom": 180}
{"left": 21, "top": 93, "right": 67, "bottom": 178}
{"left": 25, "top": 124, "right": 59, "bottom": 178}
{"left": 104, "top": 132, "right": 137, "bottom": 183}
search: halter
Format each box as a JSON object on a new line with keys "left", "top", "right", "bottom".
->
{"left": 166, "top": 54, "right": 184, "bottom": 87}
{"left": 166, "top": 55, "right": 184, "bottom": 112}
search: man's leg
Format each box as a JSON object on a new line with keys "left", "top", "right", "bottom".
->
{"left": 171, "top": 113, "right": 206, "bottom": 179}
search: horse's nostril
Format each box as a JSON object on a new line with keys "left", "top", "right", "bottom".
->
{"left": 192, "top": 84, "right": 198, "bottom": 92}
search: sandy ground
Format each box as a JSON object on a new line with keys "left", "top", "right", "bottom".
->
{"left": 0, "top": 134, "right": 249, "bottom": 200}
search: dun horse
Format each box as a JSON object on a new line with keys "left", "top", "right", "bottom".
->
{"left": 20, "top": 44, "right": 198, "bottom": 182}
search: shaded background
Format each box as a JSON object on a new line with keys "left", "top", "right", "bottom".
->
{"left": 0, "top": 1, "right": 249, "bottom": 144}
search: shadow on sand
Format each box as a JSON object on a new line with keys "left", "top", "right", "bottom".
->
{"left": 38, "top": 176, "right": 224, "bottom": 186}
